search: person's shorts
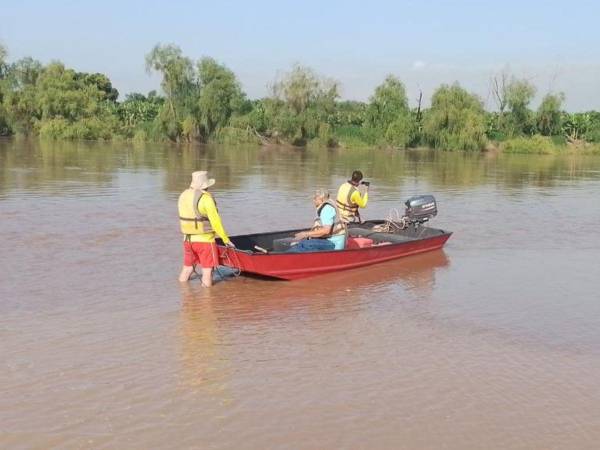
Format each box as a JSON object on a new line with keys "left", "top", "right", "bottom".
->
{"left": 183, "top": 241, "right": 219, "bottom": 268}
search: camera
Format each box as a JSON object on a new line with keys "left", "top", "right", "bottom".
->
{"left": 360, "top": 181, "right": 370, "bottom": 187}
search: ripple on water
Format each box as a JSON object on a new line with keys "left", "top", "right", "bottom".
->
{"left": 2, "top": 142, "right": 600, "bottom": 449}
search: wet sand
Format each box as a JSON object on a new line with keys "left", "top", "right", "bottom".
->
{"left": 1, "top": 139, "right": 600, "bottom": 449}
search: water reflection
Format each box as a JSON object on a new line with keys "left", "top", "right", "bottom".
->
{"left": 178, "top": 284, "right": 229, "bottom": 394}
{"left": 2, "top": 138, "right": 600, "bottom": 200}
{"left": 259, "top": 249, "right": 451, "bottom": 303}
{"left": 180, "top": 251, "right": 449, "bottom": 326}
{"left": 3, "top": 137, "right": 600, "bottom": 449}
{"left": 175, "top": 250, "right": 449, "bottom": 403}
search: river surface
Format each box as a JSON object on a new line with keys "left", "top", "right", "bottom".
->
{"left": 1, "top": 138, "right": 600, "bottom": 449}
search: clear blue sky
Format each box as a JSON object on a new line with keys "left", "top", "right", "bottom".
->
{"left": 2, "top": 0, "right": 599, "bottom": 110}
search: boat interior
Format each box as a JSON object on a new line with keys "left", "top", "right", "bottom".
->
{"left": 222, "top": 220, "right": 449, "bottom": 254}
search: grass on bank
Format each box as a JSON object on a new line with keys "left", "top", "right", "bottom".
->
{"left": 500, "top": 134, "right": 600, "bottom": 155}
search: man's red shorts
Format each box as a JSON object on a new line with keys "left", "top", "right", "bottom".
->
{"left": 183, "top": 241, "right": 219, "bottom": 268}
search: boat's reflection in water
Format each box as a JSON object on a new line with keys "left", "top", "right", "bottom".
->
{"left": 181, "top": 249, "right": 450, "bottom": 318}
{"left": 177, "top": 250, "right": 450, "bottom": 388}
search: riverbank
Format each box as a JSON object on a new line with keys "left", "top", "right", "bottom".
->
{"left": 4, "top": 132, "right": 600, "bottom": 157}
{"left": 2, "top": 43, "right": 600, "bottom": 155}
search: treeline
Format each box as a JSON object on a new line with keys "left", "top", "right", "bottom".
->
{"left": 1, "top": 42, "right": 599, "bottom": 153}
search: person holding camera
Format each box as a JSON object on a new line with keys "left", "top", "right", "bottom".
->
{"left": 336, "top": 170, "right": 369, "bottom": 223}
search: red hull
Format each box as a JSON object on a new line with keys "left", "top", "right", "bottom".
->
{"left": 218, "top": 232, "right": 451, "bottom": 280}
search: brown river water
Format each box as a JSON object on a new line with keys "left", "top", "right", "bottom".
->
{"left": 1, "top": 138, "right": 600, "bottom": 449}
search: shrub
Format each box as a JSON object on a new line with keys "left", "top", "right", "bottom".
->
{"left": 501, "top": 135, "right": 557, "bottom": 154}
{"left": 212, "top": 126, "right": 261, "bottom": 145}
{"left": 385, "top": 113, "right": 415, "bottom": 148}
{"left": 37, "top": 117, "right": 70, "bottom": 138}
{"left": 423, "top": 84, "right": 487, "bottom": 151}
{"left": 132, "top": 129, "right": 148, "bottom": 143}
{"left": 334, "top": 125, "right": 380, "bottom": 149}
{"left": 585, "top": 122, "right": 600, "bottom": 143}
{"left": 537, "top": 93, "right": 564, "bottom": 136}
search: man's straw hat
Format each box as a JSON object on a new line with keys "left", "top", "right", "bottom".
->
{"left": 190, "top": 171, "right": 215, "bottom": 191}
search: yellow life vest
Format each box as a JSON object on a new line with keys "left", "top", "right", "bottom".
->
{"left": 178, "top": 189, "right": 215, "bottom": 236}
{"left": 336, "top": 181, "right": 359, "bottom": 222}
{"left": 313, "top": 201, "right": 347, "bottom": 238}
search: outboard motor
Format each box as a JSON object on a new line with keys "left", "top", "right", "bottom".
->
{"left": 404, "top": 195, "right": 437, "bottom": 225}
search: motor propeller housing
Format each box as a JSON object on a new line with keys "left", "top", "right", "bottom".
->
{"left": 404, "top": 195, "right": 437, "bottom": 224}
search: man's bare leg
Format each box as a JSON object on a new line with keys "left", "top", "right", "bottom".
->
{"left": 202, "top": 268, "right": 213, "bottom": 287}
{"left": 179, "top": 265, "right": 194, "bottom": 282}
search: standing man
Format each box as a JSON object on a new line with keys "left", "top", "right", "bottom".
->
{"left": 178, "top": 171, "right": 234, "bottom": 286}
{"left": 336, "top": 170, "right": 369, "bottom": 223}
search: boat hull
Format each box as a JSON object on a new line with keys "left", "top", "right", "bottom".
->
{"left": 217, "top": 224, "right": 452, "bottom": 280}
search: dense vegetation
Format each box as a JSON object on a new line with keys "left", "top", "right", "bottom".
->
{"left": 1, "top": 42, "right": 599, "bottom": 153}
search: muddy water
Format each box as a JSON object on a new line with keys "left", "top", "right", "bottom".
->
{"left": 1, "top": 138, "right": 600, "bottom": 449}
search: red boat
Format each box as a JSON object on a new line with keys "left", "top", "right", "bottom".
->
{"left": 217, "top": 220, "right": 452, "bottom": 280}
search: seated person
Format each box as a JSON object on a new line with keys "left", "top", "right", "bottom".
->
{"left": 290, "top": 189, "right": 346, "bottom": 252}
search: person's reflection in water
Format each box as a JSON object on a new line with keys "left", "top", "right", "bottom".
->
{"left": 178, "top": 284, "right": 230, "bottom": 396}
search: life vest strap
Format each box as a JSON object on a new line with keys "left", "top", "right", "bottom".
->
{"left": 179, "top": 216, "right": 211, "bottom": 231}
{"left": 315, "top": 202, "right": 347, "bottom": 238}
{"left": 335, "top": 200, "right": 358, "bottom": 212}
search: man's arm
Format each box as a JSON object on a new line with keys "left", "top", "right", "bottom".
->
{"left": 351, "top": 189, "right": 368, "bottom": 208}
{"left": 204, "top": 197, "right": 231, "bottom": 244}
{"left": 296, "top": 226, "right": 330, "bottom": 239}
{"left": 295, "top": 205, "right": 334, "bottom": 239}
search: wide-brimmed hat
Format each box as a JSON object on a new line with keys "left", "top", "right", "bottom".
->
{"left": 190, "top": 171, "right": 215, "bottom": 190}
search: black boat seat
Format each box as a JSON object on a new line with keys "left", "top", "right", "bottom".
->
{"left": 347, "top": 227, "right": 376, "bottom": 237}
{"left": 348, "top": 228, "right": 416, "bottom": 243}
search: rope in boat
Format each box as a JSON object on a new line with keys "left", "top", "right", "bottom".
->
{"left": 231, "top": 250, "right": 242, "bottom": 277}
{"left": 190, "top": 246, "right": 241, "bottom": 283}
{"left": 219, "top": 247, "right": 241, "bottom": 278}
{"left": 379, "top": 209, "right": 428, "bottom": 238}
{"left": 372, "top": 208, "right": 410, "bottom": 232}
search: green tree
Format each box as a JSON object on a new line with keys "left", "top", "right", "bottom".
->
{"left": 76, "top": 72, "right": 119, "bottom": 102}
{"left": 585, "top": 112, "right": 600, "bottom": 142}
{"left": 197, "top": 57, "right": 247, "bottom": 136}
{"left": 229, "top": 99, "right": 268, "bottom": 134}
{"left": 2, "top": 57, "right": 44, "bottom": 133}
{"left": 332, "top": 101, "right": 367, "bottom": 127}
{"left": 262, "top": 97, "right": 303, "bottom": 142}
{"left": 268, "top": 64, "right": 340, "bottom": 144}
{"left": 33, "top": 62, "right": 117, "bottom": 138}
{"left": 7, "top": 57, "right": 43, "bottom": 88}
{"left": 505, "top": 78, "right": 536, "bottom": 135}
{"left": 366, "top": 75, "right": 409, "bottom": 129}
{"left": 117, "top": 91, "right": 163, "bottom": 136}
{"left": 536, "top": 93, "right": 564, "bottom": 136}
{"left": 562, "top": 112, "right": 589, "bottom": 140}
{"left": 565, "top": 111, "right": 600, "bottom": 143}
{"left": 272, "top": 64, "right": 320, "bottom": 114}
{"left": 384, "top": 114, "right": 416, "bottom": 148}
{"left": 0, "top": 43, "right": 7, "bottom": 78}
{"left": 145, "top": 44, "right": 196, "bottom": 139}
{"left": 0, "top": 43, "right": 9, "bottom": 134}
{"left": 423, "top": 83, "right": 487, "bottom": 151}
{"left": 364, "top": 75, "right": 417, "bottom": 147}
